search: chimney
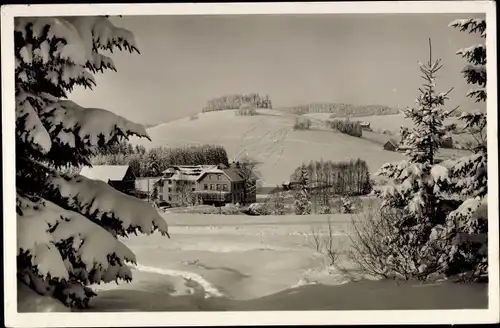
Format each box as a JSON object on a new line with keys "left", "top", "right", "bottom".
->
{"left": 236, "top": 161, "right": 240, "bottom": 168}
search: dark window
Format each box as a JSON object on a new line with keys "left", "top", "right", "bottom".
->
{"left": 204, "top": 184, "right": 208, "bottom": 190}
{"left": 223, "top": 184, "right": 228, "bottom": 191}
{"left": 168, "top": 188, "right": 172, "bottom": 192}
{"left": 216, "top": 184, "right": 222, "bottom": 191}
{"left": 159, "top": 195, "right": 163, "bottom": 201}
{"left": 210, "top": 184, "right": 214, "bottom": 190}
{"left": 168, "top": 180, "right": 172, "bottom": 184}
{"left": 192, "top": 187, "right": 196, "bottom": 191}
{"left": 168, "top": 196, "right": 171, "bottom": 201}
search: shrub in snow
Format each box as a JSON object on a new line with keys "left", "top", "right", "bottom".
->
{"left": 328, "top": 119, "right": 363, "bottom": 137}
{"left": 264, "top": 192, "right": 287, "bottom": 215}
{"left": 293, "top": 117, "right": 312, "bottom": 130}
{"left": 15, "top": 17, "right": 169, "bottom": 309}
{"left": 248, "top": 203, "right": 269, "bottom": 216}
{"left": 317, "top": 205, "right": 332, "bottom": 214}
{"left": 222, "top": 203, "right": 241, "bottom": 215}
{"left": 340, "top": 197, "right": 355, "bottom": 214}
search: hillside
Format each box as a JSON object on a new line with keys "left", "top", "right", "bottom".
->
{"left": 131, "top": 109, "right": 407, "bottom": 185}
{"left": 304, "top": 113, "right": 464, "bottom": 134}
{"left": 278, "top": 103, "right": 400, "bottom": 117}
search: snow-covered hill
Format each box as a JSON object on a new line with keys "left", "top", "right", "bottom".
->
{"left": 130, "top": 109, "right": 407, "bottom": 185}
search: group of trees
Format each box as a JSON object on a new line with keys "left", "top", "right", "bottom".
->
{"left": 280, "top": 103, "right": 399, "bottom": 117}
{"left": 366, "top": 19, "right": 487, "bottom": 282}
{"left": 236, "top": 104, "right": 258, "bottom": 116}
{"left": 202, "top": 93, "right": 273, "bottom": 112}
{"left": 291, "top": 159, "right": 372, "bottom": 197}
{"left": 92, "top": 141, "right": 229, "bottom": 177}
{"left": 328, "top": 119, "right": 363, "bottom": 137}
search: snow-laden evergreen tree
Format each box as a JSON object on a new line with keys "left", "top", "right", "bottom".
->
{"left": 15, "top": 17, "right": 169, "bottom": 309}
{"left": 294, "top": 165, "right": 312, "bottom": 215}
{"left": 375, "top": 39, "right": 458, "bottom": 279}
{"left": 430, "top": 17, "right": 488, "bottom": 281}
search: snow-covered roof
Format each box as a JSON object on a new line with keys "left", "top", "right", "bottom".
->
{"left": 79, "top": 165, "right": 132, "bottom": 182}
{"left": 162, "top": 164, "right": 257, "bottom": 183}
{"left": 163, "top": 165, "right": 218, "bottom": 181}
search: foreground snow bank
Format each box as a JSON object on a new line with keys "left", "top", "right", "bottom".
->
{"left": 18, "top": 281, "right": 70, "bottom": 312}
{"left": 134, "top": 264, "right": 224, "bottom": 298}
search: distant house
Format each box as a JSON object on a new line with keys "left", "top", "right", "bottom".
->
{"left": 160, "top": 163, "right": 258, "bottom": 206}
{"left": 359, "top": 122, "right": 372, "bottom": 131}
{"left": 442, "top": 135, "right": 453, "bottom": 149}
{"left": 135, "top": 177, "right": 162, "bottom": 199}
{"left": 383, "top": 140, "right": 398, "bottom": 151}
{"left": 79, "top": 165, "right": 136, "bottom": 194}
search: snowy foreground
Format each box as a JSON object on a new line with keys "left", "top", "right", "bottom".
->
{"left": 20, "top": 214, "right": 487, "bottom": 312}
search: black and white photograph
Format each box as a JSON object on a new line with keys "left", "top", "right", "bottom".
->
{"left": 2, "top": 1, "right": 498, "bottom": 326}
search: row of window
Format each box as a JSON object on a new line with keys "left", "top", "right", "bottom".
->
{"left": 204, "top": 183, "right": 228, "bottom": 191}
{"left": 207, "top": 174, "right": 223, "bottom": 181}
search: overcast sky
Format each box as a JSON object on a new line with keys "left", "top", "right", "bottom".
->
{"left": 69, "top": 13, "right": 486, "bottom": 125}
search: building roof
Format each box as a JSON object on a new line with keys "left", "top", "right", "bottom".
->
{"left": 162, "top": 165, "right": 218, "bottom": 181}
{"left": 222, "top": 167, "right": 246, "bottom": 182}
{"left": 79, "top": 165, "right": 132, "bottom": 182}
{"left": 384, "top": 140, "right": 398, "bottom": 147}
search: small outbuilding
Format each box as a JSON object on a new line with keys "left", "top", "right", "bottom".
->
{"left": 360, "top": 122, "right": 372, "bottom": 131}
{"left": 79, "top": 165, "right": 136, "bottom": 194}
{"left": 383, "top": 140, "right": 398, "bottom": 151}
{"left": 441, "top": 135, "right": 453, "bottom": 149}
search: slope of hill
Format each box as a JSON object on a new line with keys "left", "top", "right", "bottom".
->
{"left": 278, "top": 103, "right": 400, "bottom": 117}
{"left": 131, "top": 109, "right": 406, "bottom": 185}
{"left": 304, "top": 113, "right": 464, "bottom": 134}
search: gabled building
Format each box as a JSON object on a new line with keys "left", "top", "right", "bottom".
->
{"left": 383, "top": 140, "right": 398, "bottom": 151}
{"left": 359, "top": 122, "right": 372, "bottom": 131}
{"left": 79, "top": 165, "right": 136, "bottom": 194}
{"left": 160, "top": 163, "right": 257, "bottom": 206}
{"left": 441, "top": 135, "right": 453, "bottom": 149}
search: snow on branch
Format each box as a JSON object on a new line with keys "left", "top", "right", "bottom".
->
{"left": 15, "top": 16, "right": 139, "bottom": 66}
{"left": 17, "top": 196, "right": 69, "bottom": 281}
{"left": 466, "top": 88, "right": 487, "bottom": 102}
{"left": 449, "top": 18, "right": 486, "bottom": 37}
{"left": 41, "top": 99, "right": 150, "bottom": 148}
{"left": 15, "top": 17, "right": 91, "bottom": 66}
{"left": 456, "top": 44, "right": 486, "bottom": 66}
{"left": 15, "top": 16, "right": 139, "bottom": 97}
{"left": 48, "top": 174, "right": 169, "bottom": 237}
{"left": 18, "top": 195, "right": 137, "bottom": 283}
{"left": 88, "top": 52, "right": 117, "bottom": 73}
{"left": 449, "top": 153, "right": 487, "bottom": 198}
{"left": 16, "top": 91, "right": 53, "bottom": 153}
